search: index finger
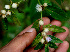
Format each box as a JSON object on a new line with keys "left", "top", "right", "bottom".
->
{"left": 18, "top": 17, "right": 50, "bottom": 35}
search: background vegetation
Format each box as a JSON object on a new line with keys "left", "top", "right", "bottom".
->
{"left": 0, "top": 0, "right": 70, "bottom": 52}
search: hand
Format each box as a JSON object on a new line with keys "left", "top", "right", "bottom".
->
{"left": 0, "top": 17, "right": 69, "bottom": 52}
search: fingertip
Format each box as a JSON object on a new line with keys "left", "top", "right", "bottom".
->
{"left": 51, "top": 20, "right": 61, "bottom": 26}
{"left": 61, "top": 26, "right": 69, "bottom": 34}
{"left": 63, "top": 41, "right": 69, "bottom": 47}
{"left": 55, "top": 41, "right": 69, "bottom": 52}
{"left": 42, "top": 17, "right": 50, "bottom": 25}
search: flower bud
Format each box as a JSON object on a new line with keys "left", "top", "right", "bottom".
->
{"left": 2, "top": 14, "right": 6, "bottom": 18}
{"left": 5, "top": 5, "right": 10, "bottom": 9}
{"left": 65, "top": 6, "right": 69, "bottom": 11}
{"left": 1, "top": 10, "right": 6, "bottom": 14}
{"left": 39, "top": 20, "right": 44, "bottom": 25}
{"left": 36, "top": 4, "right": 42, "bottom": 12}
{"left": 41, "top": 32, "right": 46, "bottom": 36}
{"left": 12, "top": 3, "right": 18, "bottom": 8}
{"left": 6, "top": 10, "right": 11, "bottom": 15}
{"left": 46, "top": 37, "right": 52, "bottom": 42}
{"left": 44, "top": 28, "right": 49, "bottom": 33}
{"left": 40, "top": 38, "right": 45, "bottom": 44}
{"left": 43, "top": 3, "right": 48, "bottom": 7}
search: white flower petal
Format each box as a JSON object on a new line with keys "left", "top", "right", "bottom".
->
{"left": 36, "top": 4, "right": 42, "bottom": 12}
{"left": 39, "top": 20, "right": 44, "bottom": 25}
{"left": 12, "top": 3, "right": 18, "bottom": 8}
{"left": 40, "top": 38, "right": 45, "bottom": 44}
{"left": 5, "top": 5, "right": 10, "bottom": 9}
{"left": 1, "top": 10, "right": 6, "bottom": 14}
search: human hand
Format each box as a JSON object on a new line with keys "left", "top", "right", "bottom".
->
{"left": 0, "top": 17, "right": 69, "bottom": 52}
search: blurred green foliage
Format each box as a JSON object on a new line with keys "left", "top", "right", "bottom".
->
{"left": 0, "top": 0, "right": 70, "bottom": 52}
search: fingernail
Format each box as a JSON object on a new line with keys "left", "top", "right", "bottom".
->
{"left": 26, "top": 28, "right": 35, "bottom": 32}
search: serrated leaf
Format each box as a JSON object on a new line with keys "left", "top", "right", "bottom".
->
{"left": 45, "top": 44, "right": 49, "bottom": 52}
{"left": 45, "top": 24, "right": 66, "bottom": 33}
{"left": 31, "top": 33, "right": 43, "bottom": 47}
{"left": 32, "top": 20, "right": 40, "bottom": 32}
{"left": 48, "top": 42, "right": 58, "bottom": 49}
{"left": 47, "top": 35, "right": 63, "bottom": 43}
{"left": 34, "top": 42, "right": 44, "bottom": 50}
{"left": 45, "top": 7, "right": 68, "bottom": 22}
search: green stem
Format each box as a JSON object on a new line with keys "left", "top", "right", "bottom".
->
{"left": 38, "top": 0, "right": 41, "bottom": 5}
{"left": 41, "top": 11, "right": 42, "bottom": 20}
{"left": 10, "top": 0, "right": 12, "bottom": 4}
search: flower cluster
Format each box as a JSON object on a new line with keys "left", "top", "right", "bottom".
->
{"left": 39, "top": 20, "right": 52, "bottom": 44}
{"left": 1, "top": 3, "right": 18, "bottom": 18}
{"left": 40, "top": 28, "right": 52, "bottom": 44}
{"left": 36, "top": 3, "right": 48, "bottom": 12}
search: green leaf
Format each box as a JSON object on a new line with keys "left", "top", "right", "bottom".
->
{"left": 30, "top": 0, "right": 43, "bottom": 22}
{"left": 44, "top": 0, "right": 50, "bottom": 3}
{"left": 55, "top": 0, "right": 64, "bottom": 5}
{"left": 45, "top": 7, "right": 68, "bottom": 22}
{"left": 12, "top": 0, "right": 23, "bottom": 2}
{"left": 12, "top": 17, "right": 21, "bottom": 25}
{"left": 48, "top": 42, "right": 58, "bottom": 49}
{"left": 47, "top": 35, "right": 63, "bottom": 43}
{"left": 55, "top": 0, "right": 61, "bottom": 5}
{"left": 2, "top": 18, "right": 8, "bottom": 30}
{"left": 12, "top": 10, "right": 24, "bottom": 25}
{"left": 31, "top": 33, "right": 43, "bottom": 47}
{"left": 45, "top": 44, "right": 49, "bottom": 52}
{"left": 17, "top": 1, "right": 27, "bottom": 13}
{"left": 34, "top": 42, "right": 44, "bottom": 50}
{"left": 32, "top": 20, "right": 40, "bottom": 32}
{"left": 45, "top": 24, "right": 66, "bottom": 33}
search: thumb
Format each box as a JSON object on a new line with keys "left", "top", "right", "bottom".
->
{"left": 0, "top": 28, "right": 36, "bottom": 52}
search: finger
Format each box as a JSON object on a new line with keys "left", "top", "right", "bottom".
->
{"left": 55, "top": 26, "right": 69, "bottom": 41}
{"left": 49, "top": 26, "right": 69, "bottom": 52}
{"left": 24, "top": 47, "right": 39, "bottom": 52}
{"left": 18, "top": 17, "right": 50, "bottom": 35}
{"left": 51, "top": 20, "right": 61, "bottom": 26}
{"left": 0, "top": 28, "right": 36, "bottom": 52}
{"left": 55, "top": 41, "right": 69, "bottom": 52}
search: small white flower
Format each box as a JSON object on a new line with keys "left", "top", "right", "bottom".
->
{"left": 41, "top": 32, "right": 46, "bottom": 36}
{"left": 43, "top": 3, "right": 48, "bottom": 7}
{"left": 40, "top": 38, "right": 45, "bottom": 44}
{"left": 65, "top": 6, "right": 69, "bottom": 10}
{"left": 46, "top": 37, "right": 52, "bottom": 42}
{"left": 6, "top": 10, "right": 11, "bottom": 15}
{"left": 1, "top": 10, "right": 6, "bottom": 14}
{"left": 36, "top": 4, "right": 42, "bottom": 12}
{"left": 2, "top": 14, "right": 6, "bottom": 18}
{"left": 44, "top": 28, "right": 49, "bottom": 33}
{"left": 5, "top": 5, "right": 10, "bottom": 9}
{"left": 12, "top": 3, "right": 18, "bottom": 8}
{"left": 39, "top": 20, "right": 44, "bottom": 25}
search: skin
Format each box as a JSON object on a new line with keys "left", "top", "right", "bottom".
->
{"left": 0, "top": 17, "right": 69, "bottom": 52}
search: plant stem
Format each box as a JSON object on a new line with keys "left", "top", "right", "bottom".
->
{"left": 41, "top": 11, "right": 42, "bottom": 20}
{"left": 38, "top": 0, "right": 41, "bottom": 5}
{"left": 10, "top": 0, "right": 12, "bottom": 4}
